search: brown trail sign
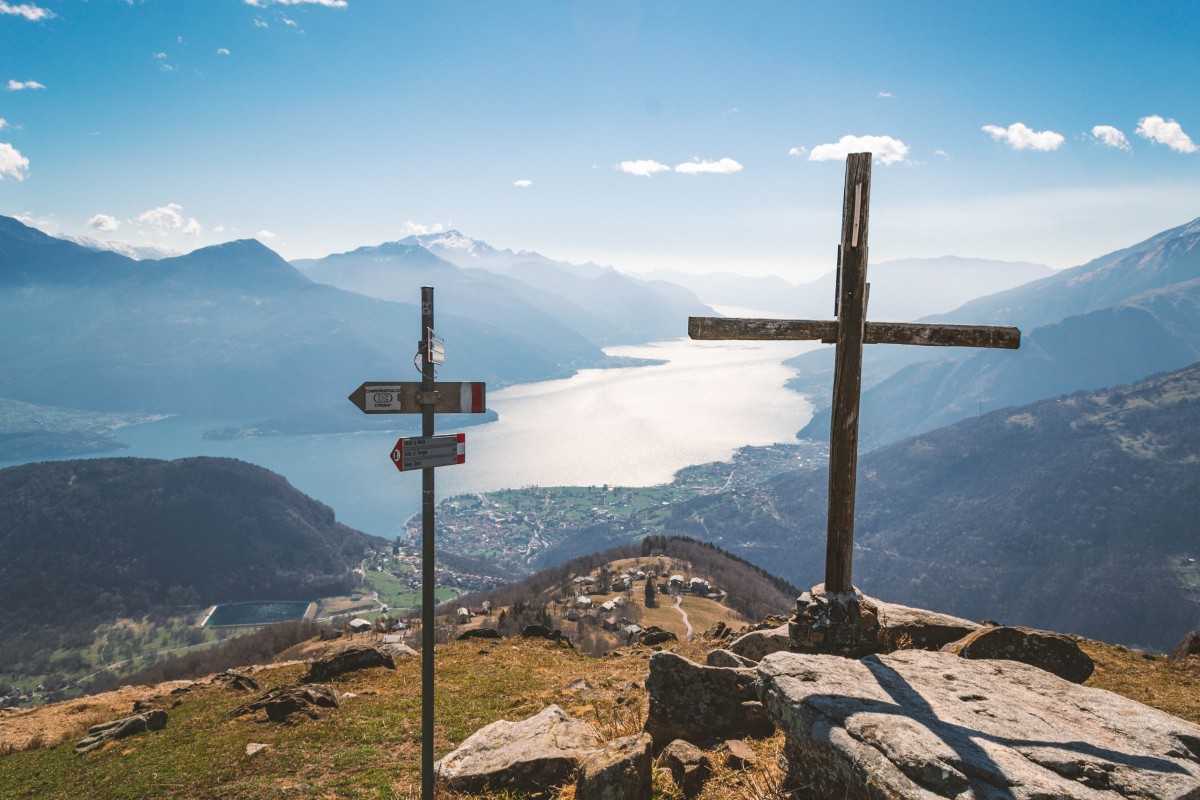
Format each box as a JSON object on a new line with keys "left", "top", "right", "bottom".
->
{"left": 689, "top": 153, "right": 1020, "bottom": 601}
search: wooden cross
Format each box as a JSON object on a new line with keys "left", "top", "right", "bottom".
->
{"left": 689, "top": 153, "right": 1021, "bottom": 594}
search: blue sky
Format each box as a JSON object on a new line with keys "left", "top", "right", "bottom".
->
{"left": 1, "top": 0, "right": 1198, "bottom": 279}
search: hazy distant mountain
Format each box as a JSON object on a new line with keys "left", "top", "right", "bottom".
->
{"left": 0, "top": 456, "right": 377, "bottom": 675}
{"left": 0, "top": 216, "right": 602, "bottom": 421}
{"left": 797, "top": 218, "right": 1200, "bottom": 447}
{"left": 56, "top": 233, "right": 180, "bottom": 261}
{"left": 641, "top": 256, "right": 1052, "bottom": 320}
{"left": 401, "top": 231, "right": 713, "bottom": 345}
{"left": 298, "top": 240, "right": 604, "bottom": 361}
{"left": 670, "top": 362, "right": 1200, "bottom": 650}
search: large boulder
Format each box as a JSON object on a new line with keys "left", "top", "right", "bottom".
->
{"left": 230, "top": 684, "right": 339, "bottom": 723}
{"left": 435, "top": 705, "right": 602, "bottom": 794}
{"left": 758, "top": 649, "right": 1200, "bottom": 799}
{"left": 575, "top": 732, "right": 653, "bottom": 800}
{"left": 874, "top": 600, "right": 981, "bottom": 651}
{"left": 942, "top": 625, "right": 1095, "bottom": 683}
{"left": 302, "top": 644, "right": 395, "bottom": 683}
{"left": 727, "top": 623, "right": 805, "bottom": 662}
{"left": 643, "top": 651, "right": 773, "bottom": 750}
{"left": 75, "top": 710, "right": 168, "bottom": 754}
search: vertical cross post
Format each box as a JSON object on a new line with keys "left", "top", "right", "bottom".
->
{"left": 826, "top": 153, "right": 872, "bottom": 593}
{"left": 420, "top": 286, "right": 435, "bottom": 800}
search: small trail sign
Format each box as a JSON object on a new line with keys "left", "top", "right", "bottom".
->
{"left": 348, "top": 381, "right": 486, "bottom": 415}
{"left": 391, "top": 433, "right": 466, "bottom": 471}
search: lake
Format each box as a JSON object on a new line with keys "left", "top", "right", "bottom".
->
{"left": 7, "top": 331, "right": 821, "bottom": 539}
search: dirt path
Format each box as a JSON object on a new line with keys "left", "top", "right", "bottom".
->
{"left": 673, "top": 595, "right": 693, "bottom": 640}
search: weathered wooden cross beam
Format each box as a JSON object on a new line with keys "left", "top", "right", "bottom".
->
{"left": 689, "top": 153, "right": 1020, "bottom": 595}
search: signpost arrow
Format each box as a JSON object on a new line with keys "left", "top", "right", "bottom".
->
{"left": 348, "top": 381, "right": 486, "bottom": 415}
{"left": 391, "top": 433, "right": 466, "bottom": 472}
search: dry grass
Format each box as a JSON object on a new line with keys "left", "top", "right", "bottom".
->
{"left": 4, "top": 632, "right": 1199, "bottom": 800}
{"left": 1080, "top": 639, "right": 1200, "bottom": 725}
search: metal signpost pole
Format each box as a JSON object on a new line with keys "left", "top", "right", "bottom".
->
{"left": 420, "top": 286, "right": 435, "bottom": 800}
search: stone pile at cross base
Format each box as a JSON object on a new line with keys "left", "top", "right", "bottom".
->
{"left": 434, "top": 587, "right": 1200, "bottom": 799}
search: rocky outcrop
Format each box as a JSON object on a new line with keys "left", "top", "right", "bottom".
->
{"left": 1170, "top": 630, "right": 1200, "bottom": 663}
{"left": 301, "top": 644, "right": 395, "bottom": 683}
{"left": 210, "top": 671, "right": 260, "bottom": 693}
{"left": 874, "top": 600, "right": 980, "bottom": 651}
{"left": 75, "top": 710, "right": 168, "bottom": 754}
{"left": 658, "top": 739, "right": 712, "bottom": 798}
{"left": 942, "top": 625, "right": 1095, "bottom": 683}
{"left": 643, "top": 651, "right": 773, "bottom": 750}
{"left": 640, "top": 627, "right": 678, "bottom": 647}
{"left": 457, "top": 628, "right": 501, "bottom": 641}
{"left": 758, "top": 649, "right": 1200, "bottom": 799}
{"left": 728, "top": 595, "right": 980, "bottom": 663}
{"left": 435, "top": 704, "right": 602, "bottom": 794}
{"left": 575, "top": 732, "right": 653, "bottom": 800}
{"left": 230, "top": 684, "right": 339, "bottom": 723}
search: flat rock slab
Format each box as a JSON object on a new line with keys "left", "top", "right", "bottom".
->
{"left": 302, "top": 644, "right": 395, "bottom": 683}
{"left": 758, "top": 649, "right": 1200, "bottom": 799}
{"left": 436, "top": 704, "right": 603, "bottom": 794}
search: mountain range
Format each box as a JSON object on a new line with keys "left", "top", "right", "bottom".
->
{"left": 0, "top": 217, "right": 713, "bottom": 450}
{"left": 794, "top": 217, "right": 1200, "bottom": 447}
{"left": 669, "top": 360, "right": 1200, "bottom": 651}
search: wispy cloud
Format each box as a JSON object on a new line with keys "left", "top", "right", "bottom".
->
{"left": 675, "top": 157, "right": 743, "bottom": 175}
{"left": 136, "top": 203, "right": 200, "bottom": 236}
{"left": 932, "top": 149, "right": 951, "bottom": 160}
{"left": 787, "top": 146, "right": 807, "bottom": 157}
{"left": 400, "top": 220, "right": 445, "bottom": 236}
{"left": 87, "top": 214, "right": 120, "bottom": 232}
{"left": 1090, "top": 125, "right": 1131, "bottom": 151}
{"left": 617, "top": 159, "right": 671, "bottom": 177}
{"left": 981, "top": 122, "right": 1064, "bottom": 151}
{"left": 1135, "top": 115, "right": 1197, "bottom": 154}
{"left": 0, "top": 119, "right": 7, "bottom": 130}
{"left": 808, "top": 134, "right": 909, "bottom": 165}
{"left": 0, "top": 142, "right": 29, "bottom": 180}
{"left": 0, "top": 2, "right": 55, "bottom": 21}
{"left": 877, "top": 91, "right": 893, "bottom": 99}
{"left": 513, "top": 179, "right": 532, "bottom": 188}
{"left": 217, "top": 47, "right": 231, "bottom": 55}
{"left": 6, "top": 80, "right": 45, "bottom": 91}
{"left": 253, "top": 17, "right": 268, "bottom": 27}
{"left": 255, "top": 229, "right": 277, "bottom": 240}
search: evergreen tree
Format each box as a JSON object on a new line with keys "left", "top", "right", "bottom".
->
{"left": 644, "top": 577, "right": 657, "bottom": 608}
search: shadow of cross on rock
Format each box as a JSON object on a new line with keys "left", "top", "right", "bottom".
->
{"left": 757, "top": 649, "right": 1200, "bottom": 799}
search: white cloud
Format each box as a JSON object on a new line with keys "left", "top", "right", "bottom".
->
{"left": 253, "top": 16, "right": 268, "bottom": 27}
{"left": 400, "top": 220, "right": 445, "bottom": 236}
{"left": 87, "top": 214, "right": 120, "bottom": 232}
{"left": 617, "top": 159, "right": 671, "bottom": 177}
{"left": 136, "top": 203, "right": 200, "bottom": 235}
{"left": 6, "top": 80, "right": 45, "bottom": 91}
{"left": 933, "top": 149, "right": 951, "bottom": 159}
{"left": 808, "top": 134, "right": 910, "bottom": 165}
{"left": 675, "top": 157, "right": 743, "bottom": 175}
{"left": 213, "top": 224, "right": 226, "bottom": 233}
{"left": 788, "top": 146, "right": 807, "bottom": 157}
{"left": 878, "top": 91, "right": 893, "bottom": 99}
{"left": 1090, "top": 125, "right": 1131, "bottom": 151}
{"left": 513, "top": 179, "right": 532, "bottom": 188}
{"left": 0, "top": 119, "right": 7, "bottom": 130}
{"left": 981, "top": 122, "right": 1064, "bottom": 151}
{"left": 217, "top": 47, "right": 231, "bottom": 55}
{"left": 724, "top": 107, "right": 738, "bottom": 115}
{"left": 1135, "top": 115, "right": 1197, "bottom": 154}
{"left": 255, "top": 229, "right": 277, "bottom": 240}
{"left": 0, "top": 2, "right": 55, "bottom": 21}
{"left": 154, "top": 52, "right": 168, "bottom": 59}
{"left": 0, "top": 142, "right": 29, "bottom": 180}
{"left": 282, "top": 16, "right": 298, "bottom": 27}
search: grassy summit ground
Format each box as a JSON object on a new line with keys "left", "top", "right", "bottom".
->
{"left": 1, "top": 634, "right": 1197, "bottom": 800}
